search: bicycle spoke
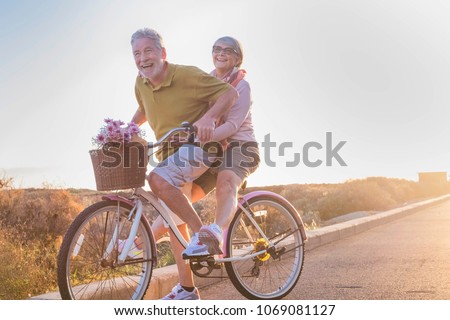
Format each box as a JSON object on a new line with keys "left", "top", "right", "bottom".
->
{"left": 58, "top": 201, "right": 154, "bottom": 300}
{"left": 225, "top": 197, "right": 305, "bottom": 299}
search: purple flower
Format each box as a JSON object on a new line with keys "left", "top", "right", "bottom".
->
{"left": 129, "top": 126, "right": 140, "bottom": 134}
{"left": 106, "top": 124, "right": 115, "bottom": 133}
{"left": 96, "top": 133, "right": 107, "bottom": 144}
{"left": 93, "top": 118, "right": 145, "bottom": 148}
{"left": 113, "top": 120, "right": 125, "bottom": 128}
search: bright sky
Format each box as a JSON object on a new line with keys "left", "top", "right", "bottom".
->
{"left": 1, "top": 0, "right": 450, "bottom": 190}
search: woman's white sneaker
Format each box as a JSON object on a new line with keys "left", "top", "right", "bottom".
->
{"left": 198, "top": 223, "right": 223, "bottom": 255}
{"left": 182, "top": 233, "right": 210, "bottom": 258}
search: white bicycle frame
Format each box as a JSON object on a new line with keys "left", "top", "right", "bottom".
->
{"left": 118, "top": 187, "right": 271, "bottom": 264}
{"left": 105, "top": 124, "right": 280, "bottom": 264}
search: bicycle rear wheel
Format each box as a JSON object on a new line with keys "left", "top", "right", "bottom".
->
{"left": 57, "top": 200, "right": 155, "bottom": 300}
{"left": 224, "top": 196, "right": 305, "bottom": 299}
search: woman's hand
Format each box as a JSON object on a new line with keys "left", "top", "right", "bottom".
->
{"left": 193, "top": 117, "right": 215, "bottom": 142}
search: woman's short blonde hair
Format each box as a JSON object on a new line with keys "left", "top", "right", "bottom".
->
{"left": 214, "top": 36, "right": 244, "bottom": 68}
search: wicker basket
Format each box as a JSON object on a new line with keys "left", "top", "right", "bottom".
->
{"left": 90, "top": 142, "right": 148, "bottom": 191}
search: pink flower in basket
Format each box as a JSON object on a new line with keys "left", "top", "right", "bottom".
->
{"left": 92, "top": 118, "right": 146, "bottom": 148}
{"left": 90, "top": 119, "right": 148, "bottom": 191}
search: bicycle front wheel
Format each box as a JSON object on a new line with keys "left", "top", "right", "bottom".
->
{"left": 225, "top": 196, "right": 305, "bottom": 299}
{"left": 57, "top": 200, "right": 155, "bottom": 300}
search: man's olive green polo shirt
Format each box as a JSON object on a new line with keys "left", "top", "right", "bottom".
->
{"left": 135, "top": 63, "right": 232, "bottom": 143}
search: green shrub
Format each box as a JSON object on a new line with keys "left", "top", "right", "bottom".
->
{"left": 245, "top": 177, "right": 422, "bottom": 222}
{"left": 156, "top": 241, "right": 175, "bottom": 268}
{"left": 314, "top": 177, "right": 420, "bottom": 220}
{"left": 0, "top": 227, "right": 59, "bottom": 299}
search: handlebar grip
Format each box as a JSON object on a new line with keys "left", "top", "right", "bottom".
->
{"left": 188, "top": 132, "right": 195, "bottom": 144}
{"left": 181, "top": 122, "right": 196, "bottom": 143}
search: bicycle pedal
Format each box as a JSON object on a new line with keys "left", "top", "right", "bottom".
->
{"left": 182, "top": 253, "right": 210, "bottom": 260}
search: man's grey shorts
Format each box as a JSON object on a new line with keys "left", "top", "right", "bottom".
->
{"left": 151, "top": 144, "right": 216, "bottom": 226}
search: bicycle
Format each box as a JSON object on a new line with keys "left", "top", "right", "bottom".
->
{"left": 57, "top": 122, "right": 308, "bottom": 300}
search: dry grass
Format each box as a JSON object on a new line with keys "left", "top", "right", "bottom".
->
{"left": 0, "top": 184, "right": 83, "bottom": 300}
{"left": 0, "top": 176, "right": 446, "bottom": 299}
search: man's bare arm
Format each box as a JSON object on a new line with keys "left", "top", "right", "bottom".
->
{"left": 131, "top": 109, "right": 147, "bottom": 126}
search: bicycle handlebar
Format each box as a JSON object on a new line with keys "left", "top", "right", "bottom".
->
{"left": 147, "top": 121, "right": 195, "bottom": 149}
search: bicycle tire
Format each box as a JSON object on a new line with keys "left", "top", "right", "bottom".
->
{"left": 57, "top": 200, "right": 155, "bottom": 300}
{"left": 224, "top": 195, "right": 305, "bottom": 299}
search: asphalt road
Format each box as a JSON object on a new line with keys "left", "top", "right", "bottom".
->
{"left": 200, "top": 199, "right": 450, "bottom": 300}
